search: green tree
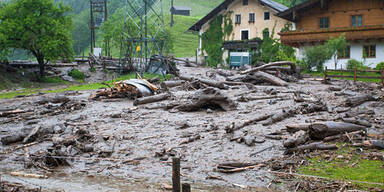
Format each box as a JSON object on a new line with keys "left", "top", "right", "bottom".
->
{"left": 303, "top": 34, "right": 346, "bottom": 72}
{"left": 303, "top": 44, "right": 332, "bottom": 72}
{"left": 327, "top": 34, "right": 347, "bottom": 69}
{"left": 72, "top": 10, "right": 91, "bottom": 55}
{"left": 0, "top": 0, "right": 74, "bottom": 77}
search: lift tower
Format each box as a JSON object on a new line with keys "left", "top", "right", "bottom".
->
{"left": 90, "top": 0, "right": 108, "bottom": 55}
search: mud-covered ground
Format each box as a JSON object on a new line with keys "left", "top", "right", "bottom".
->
{"left": 0, "top": 65, "right": 383, "bottom": 191}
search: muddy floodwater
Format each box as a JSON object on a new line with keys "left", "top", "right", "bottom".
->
{"left": 1, "top": 66, "right": 383, "bottom": 191}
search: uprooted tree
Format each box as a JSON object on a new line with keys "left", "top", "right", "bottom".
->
{"left": 0, "top": 0, "right": 74, "bottom": 77}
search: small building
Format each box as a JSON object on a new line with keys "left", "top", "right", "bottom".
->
{"left": 189, "top": 0, "right": 291, "bottom": 66}
{"left": 277, "top": 0, "right": 384, "bottom": 69}
{"left": 170, "top": 6, "right": 191, "bottom": 16}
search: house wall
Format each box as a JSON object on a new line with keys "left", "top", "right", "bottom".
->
{"left": 297, "top": 41, "right": 384, "bottom": 70}
{"left": 296, "top": 0, "right": 384, "bottom": 30}
{"left": 196, "top": 0, "right": 291, "bottom": 64}
{"left": 226, "top": 0, "right": 290, "bottom": 40}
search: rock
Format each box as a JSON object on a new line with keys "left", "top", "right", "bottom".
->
{"left": 61, "top": 75, "right": 76, "bottom": 82}
{"left": 243, "top": 135, "right": 255, "bottom": 146}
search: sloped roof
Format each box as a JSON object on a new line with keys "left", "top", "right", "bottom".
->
{"left": 260, "top": 0, "right": 288, "bottom": 12}
{"left": 276, "top": 0, "right": 320, "bottom": 22}
{"left": 172, "top": 6, "right": 192, "bottom": 11}
{"left": 189, "top": 0, "right": 288, "bottom": 31}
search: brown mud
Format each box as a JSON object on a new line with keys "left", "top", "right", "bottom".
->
{"left": 0, "top": 65, "right": 383, "bottom": 191}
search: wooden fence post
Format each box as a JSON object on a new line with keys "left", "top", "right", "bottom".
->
{"left": 381, "top": 69, "right": 384, "bottom": 87}
{"left": 182, "top": 183, "right": 191, "bottom": 192}
{"left": 354, "top": 65, "right": 357, "bottom": 82}
{"left": 172, "top": 158, "right": 181, "bottom": 192}
{"left": 324, "top": 67, "right": 327, "bottom": 82}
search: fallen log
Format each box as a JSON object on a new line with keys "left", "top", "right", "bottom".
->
{"left": 250, "top": 71, "right": 288, "bottom": 86}
{"left": 262, "top": 109, "right": 295, "bottom": 126}
{"left": 217, "top": 164, "right": 264, "bottom": 173}
{"left": 237, "top": 95, "right": 289, "bottom": 102}
{"left": 286, "top": 123, "right": 311, "bottom": 133}
{"left": 36, "top": 96, "right": 70, "bottom": 105}
{"left": 179, "top": 75, "right": 228, "bottom": 89}
{"left": 283, "top": 130, "right": 309, "bottom": 148}
{"left": 217, "top": 162, "right": 264, "bottom": 173}
{"left": 10, "top": 171, "right": 48, "bottom": 179}
{"left": 179, "top": 135, "right": 201, "bottom": 145}
{"left": 323, "top": 130, "right": 365, "bottom": 142}
{"left": 342, "top": 117, "right": 372, "bottom": 127}
{"left": 23, "top": 125, "right": 55, "bottom": 144}
{"left": 309, "top": 121, "right": 367, "bottom": 139}
{"left": 133, "top": 93, "right": 170, "bottom": 106}
{"left": 0, "top": 109, "right": 27, "bottom": 117}
{"left": 1, "top": 132, "right": 29, "bottom": 145}
{"left": 345, "top": 94, "right": 377, "bottom": 107}
{"left": 241, "top": 61, "right": 296, "bottom": 75}
{"left": 160, "top": 80, "right": 185, "bottom": 89}
{"left": 175, "top": 88, "right": 236, "bottom": 112}
{"left": 285, "top": 142, "right": 338, "bottom": 154}
{"left": 225, "top": 114, "right": 272, "bottom": 133}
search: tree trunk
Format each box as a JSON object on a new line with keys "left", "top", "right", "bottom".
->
{"left": 309, "top": 121, "right": 367, "bottom": 139}
{"left": 37, "top": 55, "right": 45, "bottom": 78}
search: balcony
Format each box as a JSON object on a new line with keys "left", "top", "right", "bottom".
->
{"left": 222, "top": 39, "right": 262, "bottom": 50}
{"left": 278, "top": 25, "right": 384, "bottom": 47}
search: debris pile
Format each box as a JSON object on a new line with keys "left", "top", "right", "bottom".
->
{"left": 89, "top": 79, "right": 158, "bottom": 100}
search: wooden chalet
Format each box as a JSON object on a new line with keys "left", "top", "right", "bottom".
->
{"left": 277, "top": 0, "right": 384, "bottom": 69}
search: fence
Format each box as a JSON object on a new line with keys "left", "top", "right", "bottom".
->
{"left": 324, "top": 66, "right": 384, "bottom": 86}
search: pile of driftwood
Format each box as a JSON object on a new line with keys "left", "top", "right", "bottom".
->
{"left": 226, "top": 61, "right": 300, "bottom": 86}
{"left": 284, "top": 119, "right": 384, "bottom": 154}
{"left": 89, "top": 79, "right": 158, "bottom": 100}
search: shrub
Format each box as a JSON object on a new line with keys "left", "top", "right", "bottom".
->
{"left": 346, "top": 59, "right": 361, "bottom": 70}
{"left": 89, "top": 67, "right": 96, "bottom": 72}
{"left": 376, "top": 62, "right": 384, "bottom": 72}
{"left": 346, "top": 59, "right": 370, "bottom": 70}
{"left": 68, "top": 69, "right": 84, "bottom": 80}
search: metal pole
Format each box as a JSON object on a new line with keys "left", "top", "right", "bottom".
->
{"left": 172, "top": 158, "right": 181, "bottom": 192}
{"left": 90, "top": 0, "right": 94, "bottom": 54}
{"left": 145, "top": 0, "right": 148, "bottom": 70}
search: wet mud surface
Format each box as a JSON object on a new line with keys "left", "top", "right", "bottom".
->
{"left": 1, "top": 65, "right": 383, "bottom": 191}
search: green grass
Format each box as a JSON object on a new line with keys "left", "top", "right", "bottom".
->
{"left": 38, "top": 76, "right": 68, "bottom": 84}
{"left": 0, "top": 73, "right": 173, "bottom": 99}
{"left": 167, "top": 15, "right": 200, "bottom": 58}
{"left": 297, "top": 144, "right": 384, "bottom": 189}
{"left": 306, "top": 70, "right": 383, "bottom": 83}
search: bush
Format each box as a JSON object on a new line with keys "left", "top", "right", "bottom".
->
{"left": 376, "top": 62, "right": 384, "bottom": 72}
{"left": 89, "top": 67, "right": 96, "bottom": 72}
{"left": 346, "top": 59, "right": 370, "bottom": 70}
{"left": 68, "top": 69, "right": 84, "bottom": 80}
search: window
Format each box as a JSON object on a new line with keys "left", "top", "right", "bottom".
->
{"left": 243, "top": 0, "right": 248, "bottom": 5}
{"left": 241, "top": 30, "right": 249, "bottom": 40}
{"left": 264, "top": 12, "right": 270, "bottom": 20}
{"left": 338, "top": 46, "right": 350, "bottom": 59}
{"left": 351, "top": 15, "right": 362, "bottom": 27}
{"left": 249, "top": 13, "right": 255, "bottom": 22}
{"left": 319, "top": 17, "right": 329, "bottom": 29}
{"left": 235, "top": 14, "right": 241, "bottom": 24}
{"left": 363, "top": 45, "right": 376, "bottom": 58}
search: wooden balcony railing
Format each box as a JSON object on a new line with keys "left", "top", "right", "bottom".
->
{"left": 279, "top": 25, "right": 384, "bottom": 47}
